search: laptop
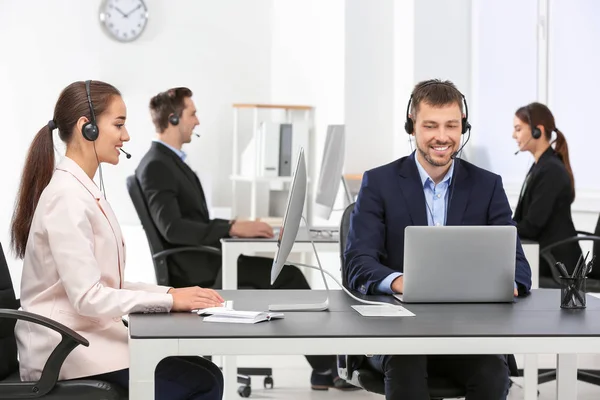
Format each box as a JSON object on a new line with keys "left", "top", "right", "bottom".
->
{"left": 393, "top": 226, "right": 517, "bottom": 303}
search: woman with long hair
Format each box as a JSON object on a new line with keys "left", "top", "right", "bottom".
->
{"left": 11, "top": 80, "right": 224, "bottom": 399}
{"left": 513, "top": 102, "right": 582, "bottom": 285}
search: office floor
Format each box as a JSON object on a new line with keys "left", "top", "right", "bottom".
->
{"left": 233, "top": 355, "right": 600, "bottom": 399}
{"left": 239, "top": 366, "right": 600, "bottom": 399}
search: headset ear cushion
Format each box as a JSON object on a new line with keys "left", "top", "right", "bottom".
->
{"left": 404, "top": 119, "right": 413, "bottom": 135}
{"left": 462, "top": 118, "right": 470, "bottom": 134}
{"left": 169, "top": 115, "right": 179, "bottom": 126}
{"left": 82, "top": 122, "right": 98, "bottom": 141}
{"left": 532, "top": 127, "right": 542, "bottom": 139}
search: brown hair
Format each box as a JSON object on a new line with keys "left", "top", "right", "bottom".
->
{"left": 410, "top": 79, "right": 464, "bottom": 116}
{"left": 10, "top": 80, "right": 121, "bottom": 259}
{"left": 515, "top": 102, "right": 575, "bottom": 201}
{"left": 149, "top": 87, "right": 193, "bottom": 133}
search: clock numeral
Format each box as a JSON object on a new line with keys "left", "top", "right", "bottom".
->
{"left": 109, "top": 23, "right": 114, "bottom": 28}
{"left": 131, "top": 29, "right": 136, "bottom": 35}
{"left": 138, "top": 23, "right": 142, "bottom": 28}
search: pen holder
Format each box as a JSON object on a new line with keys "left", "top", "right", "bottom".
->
{"left": 560, "top": 277, "right": 586, "bottom": 309}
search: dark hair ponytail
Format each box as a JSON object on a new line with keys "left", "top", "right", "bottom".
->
{"left": 553, "top": 128, "right": 575, "bottom": 201}
{"left": 11, "top": 125, "right": 56, "bottom": 259}
{"left": 10, "top": 80, "right": 121, "bottom": 259}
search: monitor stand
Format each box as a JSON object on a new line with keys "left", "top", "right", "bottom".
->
{"left": 268, "top": 217, "right": 331, "bottom": 312}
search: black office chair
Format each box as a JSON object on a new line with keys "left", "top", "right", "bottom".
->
{"left": 0, "top": 243, "right": 126, "bottom": 400}
{"left": 126, "top": 175, "right": 273, "bottom": 397}
{"left": 336, "top": 203, "right": 520, "bottom": 398}
{"left": 529, "top": 212, "right": 600, "bottom": 387}
{"left": 538, "top": 213, "right": 600, "bottom": 292}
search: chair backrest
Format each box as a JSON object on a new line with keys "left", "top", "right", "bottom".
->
{"left": 339, "top": 202, "right": 355, "bottom": 289}
{"left": 126, "top": 175, "right": 170, "bottom": 285}
{"left": 0, "top": 243, "right": 19, "bottom": 380}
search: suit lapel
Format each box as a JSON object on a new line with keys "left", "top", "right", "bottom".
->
{"left": 445, "top": 159, "right": 472, "bottom": 226}
{"left": 397, "top": 156, "right": 428, "bottom": 226}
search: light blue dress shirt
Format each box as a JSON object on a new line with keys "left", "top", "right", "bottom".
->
{"left": 376, "top": 156, "right": 454, "bottom": 294}
{"left": 153, "top": 139, "right": 187, "bottom": 161}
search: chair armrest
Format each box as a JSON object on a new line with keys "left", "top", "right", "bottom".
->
{"left": 0, "top": 309, "right": 88, "bottom": 397}
{"left": 153, "top": 245, "right": 222, "bottom": 259}
{"left": 540, "top": 235, "right": 600, "bottom": 254}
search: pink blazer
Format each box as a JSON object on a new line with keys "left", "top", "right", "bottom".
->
{"left": 15, "top": 157, "right": 173, "bottom": 381}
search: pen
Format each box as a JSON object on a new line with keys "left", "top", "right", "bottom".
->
{"left": 556, "top": 262, "right": 570, "bottom": 278}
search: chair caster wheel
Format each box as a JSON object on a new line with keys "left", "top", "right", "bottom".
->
{"left": 238, "top": 385, "right": 251, "bottom": 397}
{"left": 264, "top": 376, "right": 274, "bottom": 389}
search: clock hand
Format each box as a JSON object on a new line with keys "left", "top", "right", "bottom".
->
{"left": 124, "top": 4, "right": 142, "bottom": 18}
{"left": 115, "top": 7, "right": 128, "bottom": 17}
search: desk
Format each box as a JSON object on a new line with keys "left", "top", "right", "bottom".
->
{"left": 220, "top": 227, "right": 339, "bottom": 289}
{"left": 129, "top": 289, "right": 599, "bottom": 400}
{"left": 221, "top": 233, "right": 540, "bottom": 290}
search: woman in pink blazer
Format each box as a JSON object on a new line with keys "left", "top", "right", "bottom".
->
{"left": 11, "top": 80, "right": 224, "bottom": 400}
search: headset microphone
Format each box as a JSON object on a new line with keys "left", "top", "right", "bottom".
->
{"left": 514, "top": 137, "right": 533, "bottom": 155}
{"left": 194, "top": 133, "right": 200, "bottom": 138}
{"left": 119, "top": 148, "right": 132, "bottom": 159}
{"left": 450, "top": 126, "right": 471, "bottom": 160}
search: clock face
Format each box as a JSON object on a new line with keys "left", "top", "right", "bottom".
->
{"left": 99, "top": 0, "right": 148, "bottom": 42}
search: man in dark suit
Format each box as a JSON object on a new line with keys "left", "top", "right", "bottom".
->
{"left": 136, "top": 87, "right": 357, "bottom": 391}
{"left": 345, "top": 79, "right": 532, "bottom": 400}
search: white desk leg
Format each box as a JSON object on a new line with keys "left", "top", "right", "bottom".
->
{"left": 523, "top": 354, "right": 539, "bottom": 400}
{"left": 556, "top": 354, "right": 577, "bottom": 400}
{"left": 129, "top": 338, "right": 178, "bottom": 400}
{"left": 223, "top": 355, "right": 238, "bottom": 400}
{"left": 221, "top": 245, "right": 239, "bottom": 290}
{"left": 221, "top": 245, "right": 239, "bottom": 400}
{"left": 523, "top": 244, "right": 539, "bottom": 289}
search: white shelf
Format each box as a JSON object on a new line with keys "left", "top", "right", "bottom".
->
{"left": 231, "top": 104, "right": 315, "bottom": 221}
{"left": 230, "top": 175, "right": 311, "bottom": 183}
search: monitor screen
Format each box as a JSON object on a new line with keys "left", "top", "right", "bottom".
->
{"left": 314, "top": 125, "right": 345, "bottom": 220}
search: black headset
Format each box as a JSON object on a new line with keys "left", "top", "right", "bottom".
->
{"left": 169, "top": 113, "right": 180, "bottom": 126}
{"left": 82, "top": 80, "right": 99, "bottom": 141}
{"left": 404, "top": 81, "right": 471, "bottom": 135}
{"left": 162, "top": 90, "right": 180, "bottom": 126}
{"left": 525, "top": 105, "right": 542, "bottom": 139}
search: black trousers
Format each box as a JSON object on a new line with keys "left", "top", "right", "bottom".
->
{"left": 367, "top": 354, "right": 510, "bottom": 400}
{"left": 237, "top": 255, "right": 335, "bottom": 373}
{"left": 82, "top": 356, "right": 223, "bottom": 400}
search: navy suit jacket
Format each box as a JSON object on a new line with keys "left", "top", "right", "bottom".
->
{"left": 344, "top": 154, "right": 532, "bottom": 295}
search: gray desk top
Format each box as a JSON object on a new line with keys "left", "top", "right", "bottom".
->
{"left": 129, "top": 289, "right": 600, "bottom": 340}
{"left": 221, "top": 227, "right": 339, "bottom": 243}
{"left": 221, "top": 231, "right": 537, "bottom": 246}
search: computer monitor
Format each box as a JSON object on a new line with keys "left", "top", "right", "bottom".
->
{"left": 314, "top": 125, "right": 350, "bottom": 220}
{"left": 269, "top": 148, "right": 329, "bottom": 311}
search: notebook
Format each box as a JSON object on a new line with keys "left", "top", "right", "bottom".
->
{"left": 197, "top": 307, "right": 284, "bottom": 324}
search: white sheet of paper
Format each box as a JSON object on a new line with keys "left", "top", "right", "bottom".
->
{"left": 351, "top": 305, "right": 415, "bottom": 317}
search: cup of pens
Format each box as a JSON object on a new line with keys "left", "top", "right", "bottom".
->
{"left": 557, "top": 252, "right": 595, "bottom": 310}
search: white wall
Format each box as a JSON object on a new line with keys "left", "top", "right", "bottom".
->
{"left": 0, "top": 0, "right": 273, "bottom": 291}
{"left": 269, "top": 0, "right": 345, "bottom": 288}
{"left": 548, "top": 0, "right": 600, "bottom": 193}
{"left": 470, "top": 0, "right": 538, "bottom": 182}
{"left": 344, "top": 0, "right": 397, "bottom": 173}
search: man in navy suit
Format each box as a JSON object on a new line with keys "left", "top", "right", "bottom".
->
{"left": 345, "top": 79, "right": 532, "bottom": 400}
